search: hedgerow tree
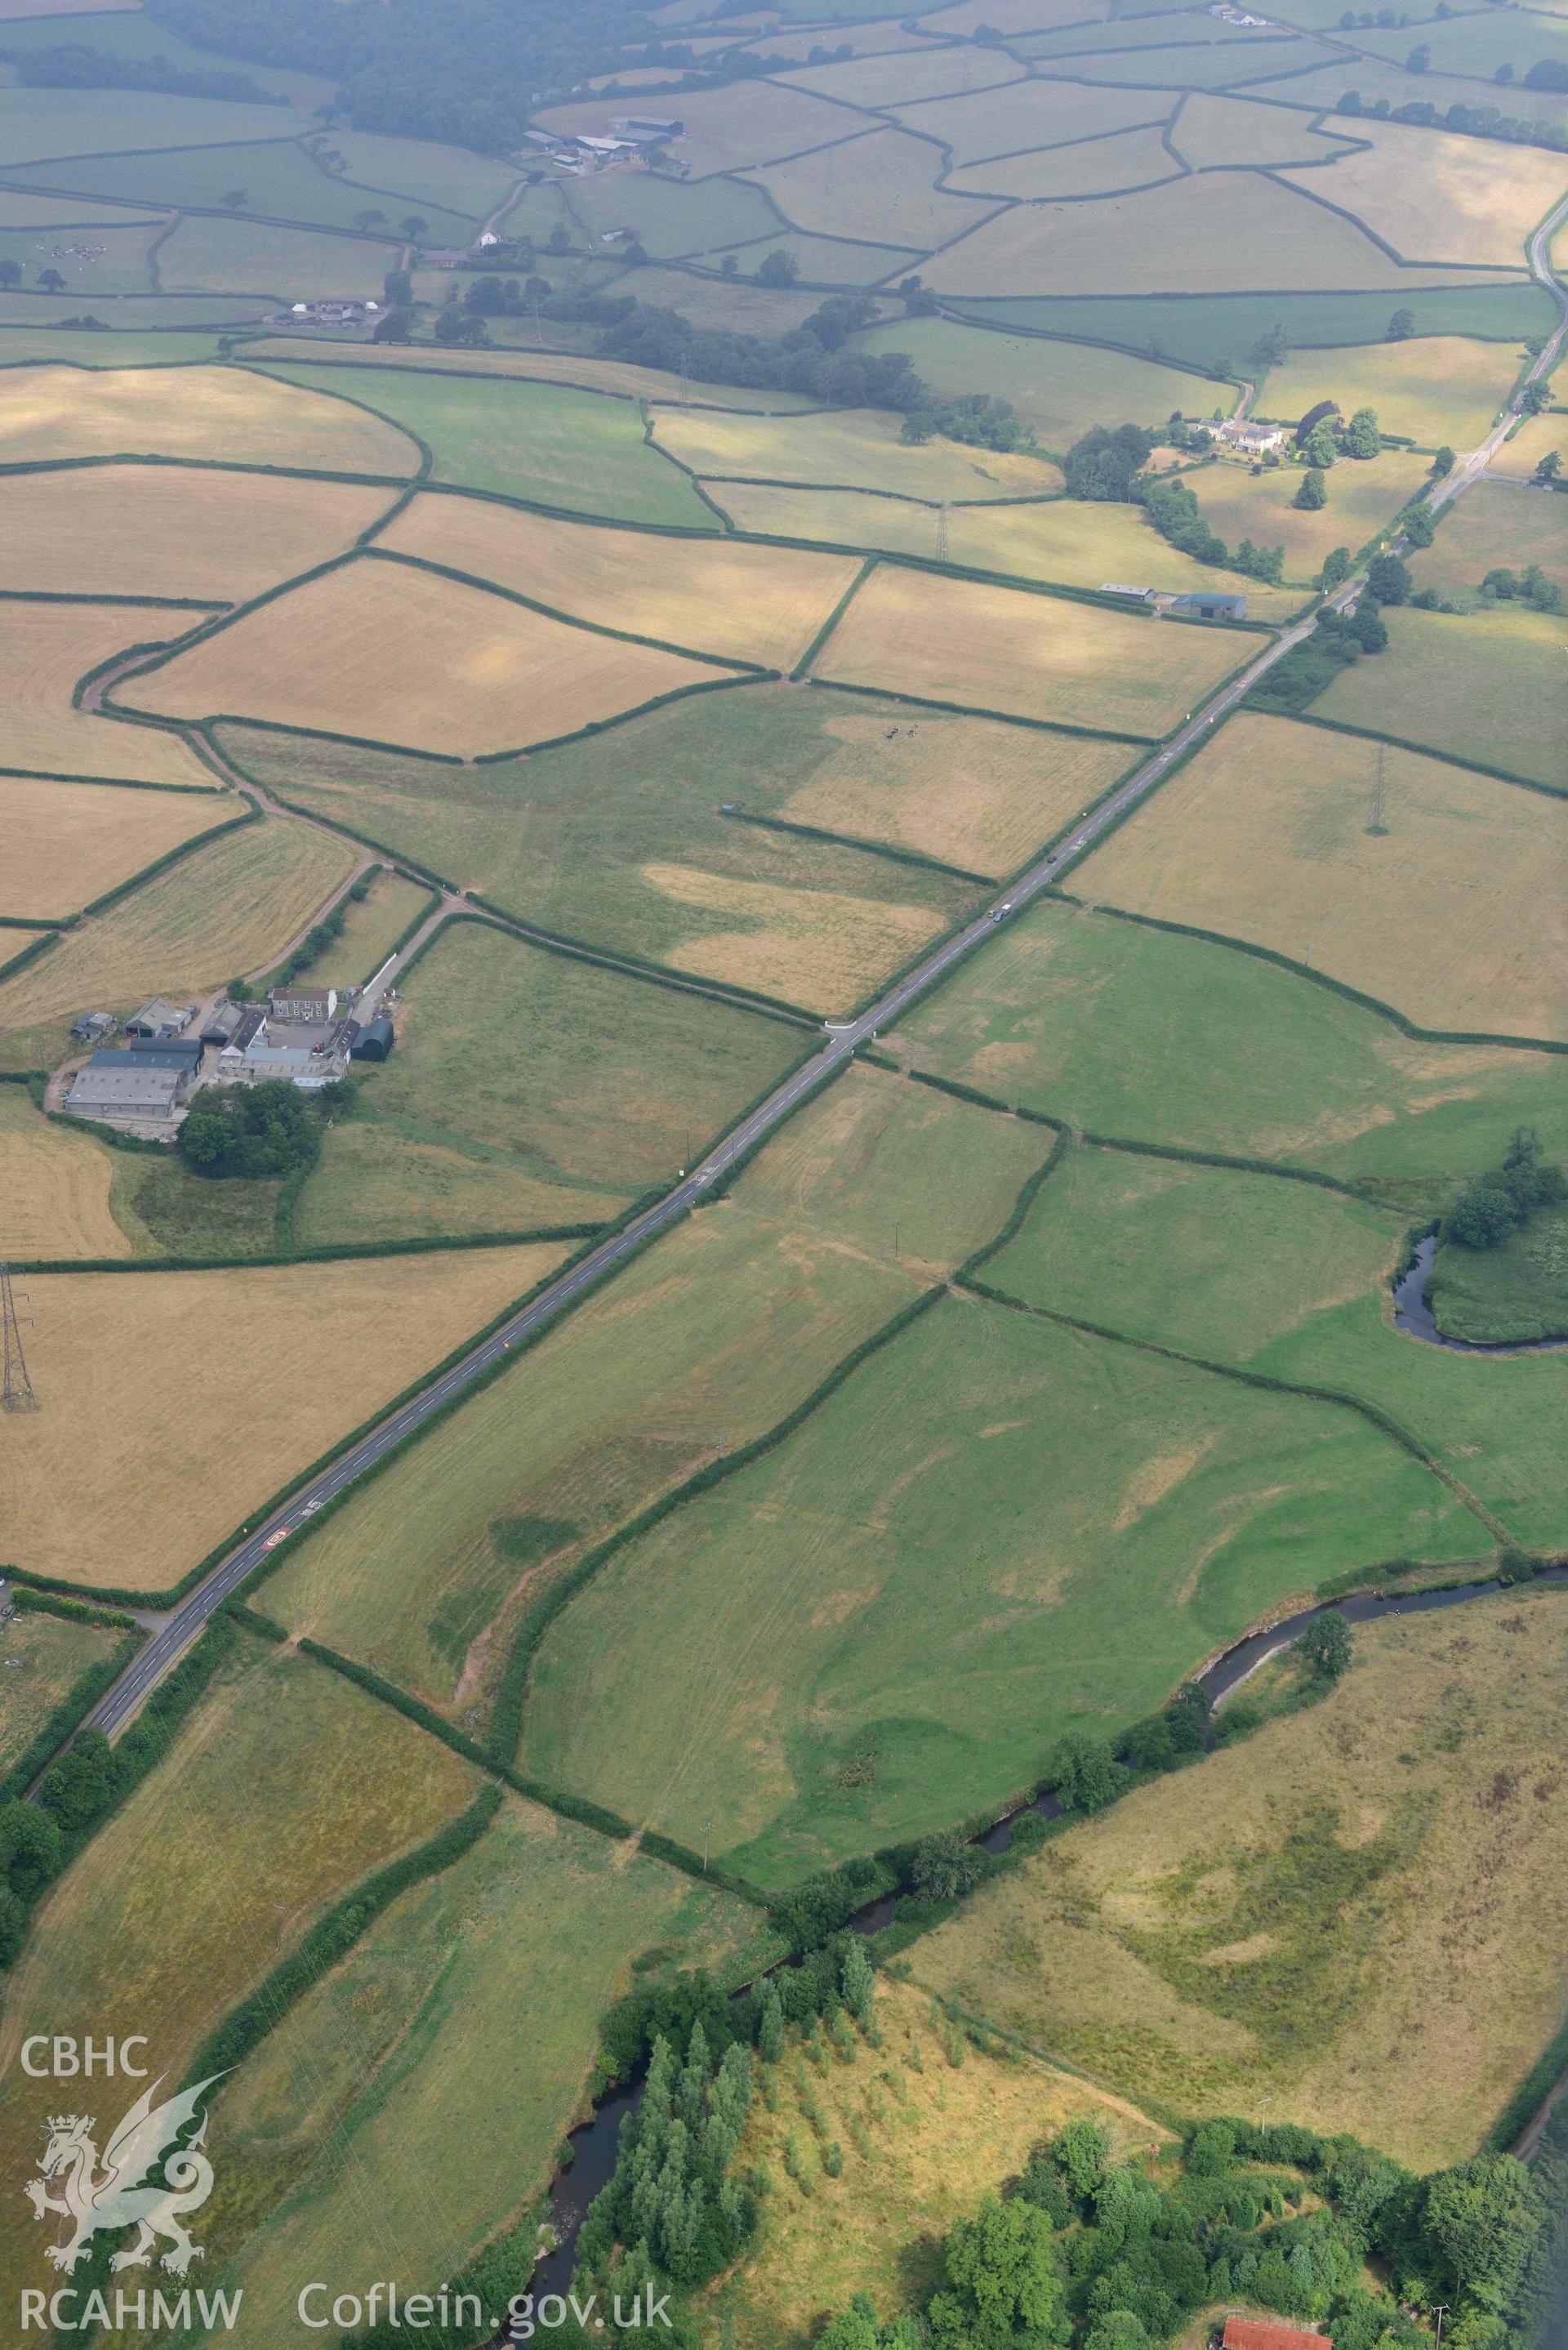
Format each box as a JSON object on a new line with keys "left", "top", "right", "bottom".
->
{"left": 1295, "top": 466, "right": 1327, "bottom": 509}
{"left": 1298, "top": 1612, "right": 1352, "bottom": 1680}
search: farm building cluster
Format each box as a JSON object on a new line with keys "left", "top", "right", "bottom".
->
{"left": 526, "top": 116, "right": 686, "bottom": 174}
{"left": 63, "top": 985, "right": 394, "bottom": 1135}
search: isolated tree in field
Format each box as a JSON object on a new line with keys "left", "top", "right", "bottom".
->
{"left": 1432, "top": 442, "right": 1455, "bottom": 476}
{"left": 1386, "top": 305, "right": 1416, "bottom": 339}
{"left": 38, "top": 269, "right": 65, "bottom": 292}
{"left": 1495, "top": 59, "right": 1514, "bottom": 81}
{"left": 1295, "top": 465, "right": 1327, "bottom": 509}
{"left": 220, "top": 187, "right": 248, "bottom": 211}
{"left": 1303, "top": 417, "right": 1339, "bottom": 467}
{"left": 0, "top": 260, "right": 19, "bottom": 288}
{"left": 398, "top": 212, "right": 428, "bottom": 239}
{"left": 1343, "top": 404, "right": 1381, "bottom": 457}
{"left": 1367, "top": 551, "right": 1411, "bottom": 602}
{"left": 719, "top": 251, "right": 739, "bottom": 277}
{"left": 1317, "top": 545, "right": 1352, "bottom": 587}
{"left": 1405, "top": 42, "right": 1430, "bottom": 68}
{"left": 757, "top": 247, "right": 798, "bottom": 285}
{"left": 1535, "top": 447, "right": 1562, "bottom": 480}
{"left": 1298, "top": 1611, "right": 1352, "bottom": 1680}
{"left": 354, "top": 206, "right": 388, "bottom": 232}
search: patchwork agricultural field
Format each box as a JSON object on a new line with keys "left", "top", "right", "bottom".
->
{"left": 1072, "top": 709, "right": 1568, "bottom": 1037}
{"left": 1312, "top": 601, "right": 1568, "bottom": 790}
{"left": 1, "top": 19, "right": 1562, "bottom": 2343}
{"left": 814, "top": 564, "right": 1252, "bottom": 733}
{"left": 117, "top": 555, "right": 740, "bottom": 757}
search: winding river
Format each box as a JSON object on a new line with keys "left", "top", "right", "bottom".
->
{"left": 1394, "top": 1236, "right": 1568, "bottom": 1356}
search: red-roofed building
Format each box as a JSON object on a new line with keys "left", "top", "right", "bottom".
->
{"left": 1222, "top": 2321, "right": 1331, "bottom": 2350}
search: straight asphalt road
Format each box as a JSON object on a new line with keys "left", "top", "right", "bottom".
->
{"left": 74, "top": 191, "right": 1568, "bottom": 1751}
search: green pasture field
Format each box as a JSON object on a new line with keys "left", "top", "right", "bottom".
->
{"left": 305, "top": 126, "right": 521, "bottom": 220}
{"left": 0, "top": 87, "right": 310, "bottom": 166}
{"left": 1257, "top": 332, "right": 1525, "bottom": 447}
{"left": 13, "top": 139, "right": 480, "bottom": 244}
{"left": 342, "top": 916, "right": 805, "bottom": 1200}
{"left": 264, "top": 1064, "right": 1045, "bottom": 1718}
{"left": 778, "top": 44, "right": 1027, "bottom": 107}
{"left": 155, "top": 216, "right": 398, "bottom": 299}
{"left": 591, "top": 260, "right": 831, "bottom": 332}
{"left": 0, "top": 1605, "right": 124, "bottom": 1778}
{"left": 198, "top": 1797, "right": 761, "bottom": 2338}
{"left": 890, "top": 78, "right": 1174, "bottom": 163}
{"left": 898, "top": 894, "right": 1568, "bottom": 1182}
{"left": 849, "top": 313, "right": 1223, "bottom": 450}
{"left": 1074, "top": 711, "right": 1568, "bottom": 1043}
{"left": 1031, "top": 34, "right": 1337, "bottom": 83}
{"left": 217, "top": 693, "right": 982, "bottom": 1016}
{"left": 0, "top": 221, "right": 156, "bottom": 293}
{"left": 1350, "top": 8, "right": 1568, "bottom": 79}
{"left": 709, "top": 477, "right": 1302, "bottom": 615}
{"left": 567, "top": 166, "right": 782, "bottom": 261}
{"left": 1411, "top": 478, "right": 1568, "bottom": 604}
{"left": 924, "top": 170, "right": 1520, "bottom": 296}
{"left": 295, "top": 868, "right": 434, "bottom": 992}
{"left": 253, "top": 359, "right": 714, "bottom": 525}
{"left": 1429, "top": 1201, "right": 1568, "bottom": 1344}
{"left": 1165, "top": 87, "right": 1357, "bottom": 168}
{"left": 0, "top": 1631, "right": 481, "bottom": 2323}
{"left": 703, "top": 229, "right": 924, "bottom": 283}
{"left": 983, "top": 1138, "right": 1405, "bottom": 1363}
{"left": 1254, "top": 1282, "right": 1568, "bottom": 1551}
{"left": 523, "top": 1286, "right": 1484, "bottom": 1884}
{"left": 943, "top": 281, "right": 1552, "bottom": 372}
{"left": 1281, "top": 57, "right": 1568, "bottom": 130}
{"left": 1187, "top": 445, "right": 1429, "bottom": 580}
{"left": 1313, "top": 601, "right": 1568, "bottom": 789}
{"left": 0, "top": 5, "right": 332, "bottom": 109}
{"left": 292, "top": 1117, "right": 628, "bottom": 1251}
{"left": 108, "top": 1148, "right": 285, "bottom": 1260}
{"left": 912, "top": 1593, "right": 1568, "bottom": 2167}
{"left": 222, "top": 684, "right": 1114, "bottom": 908}
{"left": 0, "top": 191, "right": 163, "bottom": 228}
{"left": 742, "top": 127, "right": 1003, "bottom": 253}
{"left": 1018, "top": 14, "right": 1308, "bottom": 57}
{"left": 942, "top": 124, "right": 1184, "bottom": 202}
{"left": 541, "top": 77, "right": 872, "bottom": 177}
{"left": 648, "top": 400, "right": 1064, "bottom": 502}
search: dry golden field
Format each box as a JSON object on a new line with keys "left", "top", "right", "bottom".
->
{"left": 944, "top": 125, "right": 1183, "bottom": 200}
{"left": 536, "top": 79, "right": 866, "bottom": 175}
{"left": 1258, "top": 336, "right": 1524, "bottom": 448}
{"left": 647, "top": 860, "right": 951, "bottom": 1006}
{"left": 924, "top": 171, "right": 1527, "bottom": 294}
{"left": 649, "top": 404, "right": 1064, "bottom": 502}
{"left": 1, "top": 599, "right": 221, "bottom": 788}
{"left": 243, "top": 336, "right": 821, "bottom": 409}
{"left": 0, "top": 466, "right": 398, "bottom": 603}
{"left": 1313, "top": 600, "right": 1568, "bottom": 792}
{"left": 1490, "top": 408, "right": 1568, "bottom": 479}
{"left": 119, "top": 557, "right": 739, "bottom": 756}
{"left": 919, "top": 0, "right": 1111, "bottom": 30}
{"left": 780, "top": 43, "right": 1024, "bottom": 106}
{"left": 708, "top": 479, "right": 1300, "bottom": 617}
{"left": 1279, "top": 120, "right": 1568, "bottom": 266}
{"left": 892, "top": 78, "right": 1170, "bottom": 163}
{"left": 777, "top": 702, "right": 1134, "bottom": 872}
{"left": 0, "top": 363, "right": 419, "bottom": 473}
{"left": 710, "top": 1979, "right": 1168, "bottom": 2350}
{"left": 0, "top": 813, "right": 354, "bottom": 1047}
{"left": 1412, "top": 476, "right": 1568, "bottom": 601}
{"left": 911, "top": 1593, "right": 1568, "bottom": 2168}
{"left": 4, "top": 1242, "right": 572, "bottom": 1590}
{"left": 376, "top": 494, "right": 858, "bottom": 667}
{"left": 0, "top": 1084, "right": 127, "bottom": 1258}
{"left": 814, "top": 565, "right": 1250, "bottom": 734}
{"left": 743, "top": 127, "right": 1003, "bottom": 250}
{"left": 1075, "top": 710, "right": 1568, "bottom": 1037}
{"left": 1187, "top": 447, "right": 1430, "bottom": 579}
{"left": 2, "top": 772, "right": 228, "bottom": 918}
{"left": 1168, "top": 89, "right": 1355, "bottom": 168}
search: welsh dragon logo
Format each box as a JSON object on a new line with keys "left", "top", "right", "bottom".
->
{"left": 24, "top": 2073, "right": 226, "bottom": 2277}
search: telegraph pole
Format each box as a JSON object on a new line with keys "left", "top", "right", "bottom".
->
{"left": 936, "top": 501, "right": 949, "bottom": 562}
